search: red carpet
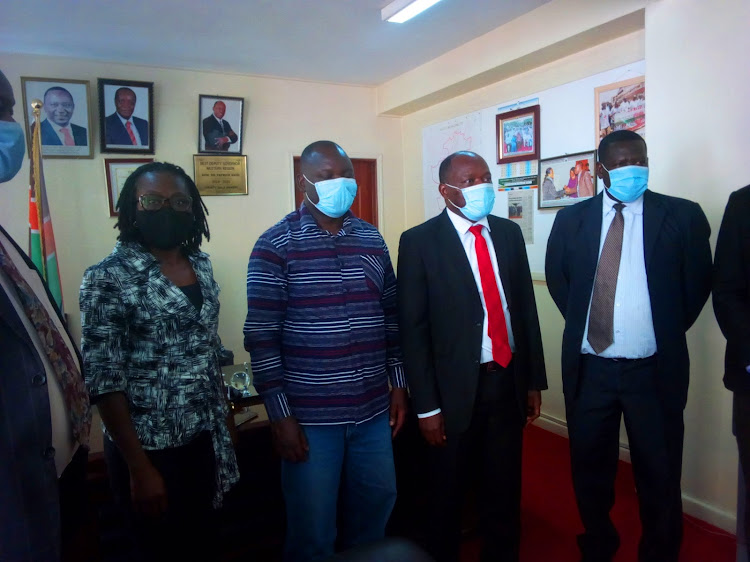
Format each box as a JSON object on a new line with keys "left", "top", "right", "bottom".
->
{"left": 461, "top": 425, "right": 736, "bottom": 561}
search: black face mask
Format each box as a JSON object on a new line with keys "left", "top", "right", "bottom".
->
{"left": 136, "top": 208, "right": 194, "bottom": 250}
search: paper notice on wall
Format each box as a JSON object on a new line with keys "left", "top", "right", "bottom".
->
{"left": 422, "top": 112, "right": 483, "bottom": 219}
{"left": 507, "top": 190, "right": 534, "bottom": 244}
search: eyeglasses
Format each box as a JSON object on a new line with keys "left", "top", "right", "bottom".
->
{"left": 138, "top": 194, "right": 193, "bottom": 212}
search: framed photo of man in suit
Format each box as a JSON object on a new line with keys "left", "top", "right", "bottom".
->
{"left": 98, "top": 78, "right": 154, "bottom": 154}
{"left": 198, "top": 95, "right": 243, "bottom": 154}
{"left": 20, "top": 77, "right": 93, "bottom": 159}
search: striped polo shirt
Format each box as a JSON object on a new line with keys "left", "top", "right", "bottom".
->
{"left": 243, "top": 205, "right": 406, "bottom": 425}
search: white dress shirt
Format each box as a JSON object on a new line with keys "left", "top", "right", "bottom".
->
{"left": 0, "top": 230, "right": 77, "bottom": 476}
{"left": 581, "top": 192, "right": 657, "bottom": 358}
{"left": 418, "top": 210, "right": 516, "bottom": 418}
{"left": 117, "top": 112, "right": 143, "bottom": 146}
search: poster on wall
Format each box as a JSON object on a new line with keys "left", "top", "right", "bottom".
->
{"left": 538, "top": 150, "right": 596, "bottom": 209}
{"left": 594, "top": 76, "right": 645, "bottom": 142}
{"left": 508, "top": 190, "right": 534, "bottom": 244}
{"left": 422, "top": 112, "right": 483, "bottom": 220}
{"left": 198, "top": 94, "right": 244, "bottom": 154}
{"left": 98, "top": 78, "right": 154, "bottom": 154}
{"left": 20, "top": 77, "right": 94, "bottom": 159}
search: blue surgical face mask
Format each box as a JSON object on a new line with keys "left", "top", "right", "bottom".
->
{"left": 304, "top": 175, "right": 358, "bottom": 218}
{"left": 0, "top": 121, "right": 25, "bottom": 183}
{"left": 445, "top": 182, "right": 495, "bottom": 221}
{"left": 602, "top": 164, "right": 649, "bottom": 203}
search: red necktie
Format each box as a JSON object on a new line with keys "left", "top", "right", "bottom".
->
{"left": 469, "top": 225, "right": 512, "bottom": 367}
{"left": 125, "top": 121, "right": 138, "bottom": 145}
{"left": 60, "top": 127, "right": 75, "bottom": 146}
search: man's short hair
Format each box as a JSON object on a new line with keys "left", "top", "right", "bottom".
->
{"left": 597, "top": 130, "right": 646, "bottom": 163}
{"left": 43, "top": 86, "right": 73, "bottom": 101}
{"left": 114, "top": 87, "right": 135, "bottom": 102}
{"left": 438, "top": 151, "right": 478, "bottom": 184}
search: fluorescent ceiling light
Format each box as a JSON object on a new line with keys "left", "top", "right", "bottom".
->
{"left": 382, "top": 0, "right": 442, "bottom": 23}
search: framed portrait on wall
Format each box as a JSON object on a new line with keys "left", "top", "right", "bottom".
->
{"left": 104, "top": 158, "right": 153, "bottom": 216}
{"left": 198, "top": 95, "right": 243, "bottom": 153}
{"left": 20, "top": 77, "right": 93, "bottom": 159}
{"left": 98, "top": 78, "right": 154, "bottom": 154}
{"left": 496, "top": 104, "right": 540, "bottom": 165}
{"left": 594, "top": 76, "right": 645, "bottom": 142}
{"left": 538, "top": 150, "right": 596, "bottom": 210}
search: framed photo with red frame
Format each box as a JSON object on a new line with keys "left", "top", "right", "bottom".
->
{"left": 496, "top": 104, "right": 540, "bottom": 165}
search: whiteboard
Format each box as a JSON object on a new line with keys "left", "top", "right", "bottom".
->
{"left": 421, "top": 60, "right": 646, "bottom": 276}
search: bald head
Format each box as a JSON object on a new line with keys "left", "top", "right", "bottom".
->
{"left": 299, "top": 140, "right": 352, "bottom": 179}
{"left": 439, "top": 151, "right": 485, "bottom": 184}
{"left": 0, "top": 70, "right": 15, "bottom": 121}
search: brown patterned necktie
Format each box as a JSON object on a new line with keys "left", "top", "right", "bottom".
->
{"left": 587, "top": 203, "right": 625, "bottom": 354}
{"left": 0, "top": 238, "right": 91, "bottom": 447}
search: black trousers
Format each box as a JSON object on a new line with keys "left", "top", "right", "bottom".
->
{"left": 566, "top": 355, "right": 683, "bottom": 562}
{"left": 422, "top": 364, "right": 523, "bottom": 562}
{"left": 104, "top": 431, "right": 217, "bottom": 562}
{"left": 734, "top": 392, "right": 750, "bottom": 543}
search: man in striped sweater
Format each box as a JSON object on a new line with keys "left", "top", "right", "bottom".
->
{"left": 244, "top": 140, "right": 408, "bottom": 562}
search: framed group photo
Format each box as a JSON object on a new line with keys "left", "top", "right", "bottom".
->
{"left": 98, "top": 78, "right": 154, "bottom": 154}
{"left": 104, "top": 158, "right": 153, "bottom": 216}
{"left": 20, "top": 77, "right": 93, "bottom": 159}
{"left": 198, "top": 95, "right": 244, "bottom": 153}
{"left": 496, "top": 104, "right": 540, "bottom": 165}
{"left": 538, "top": 150, "right": 596, "bottom": 209}
{"left": 594, "top": 76, "right": 645, "bottom": 142}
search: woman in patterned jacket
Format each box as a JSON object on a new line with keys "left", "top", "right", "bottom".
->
{"left": 80, "top": 162, "right": 238, "bottom": 561}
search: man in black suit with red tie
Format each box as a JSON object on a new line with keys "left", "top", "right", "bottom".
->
{"left": 397, "top": 151, "right": 547, "bottom": 562}
{"left": 713, "top": 183, "right": 750, "bottom": 545}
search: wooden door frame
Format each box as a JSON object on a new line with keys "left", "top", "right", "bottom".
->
{"left": 287, "top": 152, "right": 385, "bottom": 232}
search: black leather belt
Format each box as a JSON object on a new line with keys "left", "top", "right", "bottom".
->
{"left": 480, "top": 361, "right": 503, "bottom": 374}
{"left": 582, "top": 354, "right": 657, "bottom": 364}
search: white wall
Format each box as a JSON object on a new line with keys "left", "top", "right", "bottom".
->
{"left": 0, "top": 54, "right": 405, "bottom": 360}
{"left": 645, "top": 0, "right": 750, "bottom": 530}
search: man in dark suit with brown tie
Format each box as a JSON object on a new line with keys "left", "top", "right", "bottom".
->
{"left": 398, "top": 151, "right": 547, "bottom": 562}
{"left": 713, "top": 183, "right": 750, "bottom": 545}
{"left": 545, "top": 130, "right": 712, "bottom": 561}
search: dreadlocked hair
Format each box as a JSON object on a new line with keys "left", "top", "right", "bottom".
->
{"left": 114, "top": 161, "right": 210, "bottom": 253}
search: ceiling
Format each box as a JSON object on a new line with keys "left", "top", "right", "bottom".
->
{"left": 1, "top": 0, "right": 550, "bottom": 86}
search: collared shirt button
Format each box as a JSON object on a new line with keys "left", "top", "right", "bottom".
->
{"left": 43, "top": 446, "right": 55, "bottom": 459}
{"left": 32, "top": 374, "right": 47, "bottom": 386}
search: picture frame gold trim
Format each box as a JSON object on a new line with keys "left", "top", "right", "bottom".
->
{"left": 103, "top": 158, "right": 154, "bottom": 217}
{"left": 193, "top": 154, "right": 248, "bottom": 196}
{"left": 20, "top": 76, "right": 94, "bottom": 159}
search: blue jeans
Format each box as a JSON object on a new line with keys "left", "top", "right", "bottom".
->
{"left": 281, "top": 411, "right": 397, "bottom": 562}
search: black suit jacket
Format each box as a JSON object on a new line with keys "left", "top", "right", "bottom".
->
{"left": 713, "top": 184, "right": 750, "bottom": 393}
{"left": 202, "top": 115, "right": 238, "bottom": 151}
{"left": 397, "top": 210, "right": 547, "bottom": 434}
{"left": 105, "top": 113, "right": 149, "bottom": 146}
{"left": 545, "top": 191, "right": 712, "bottom": 411}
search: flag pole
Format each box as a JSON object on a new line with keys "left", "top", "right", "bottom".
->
{"left": 30, "top": 98, "right": 47, "bottom": 280}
